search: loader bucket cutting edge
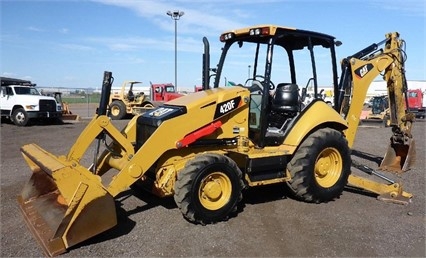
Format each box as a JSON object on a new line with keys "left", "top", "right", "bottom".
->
{"left": 379, "top": 138, "right": 415, "bottom": 173}
{"left": 18, "top": 144, "right": 117, "bottom": 256}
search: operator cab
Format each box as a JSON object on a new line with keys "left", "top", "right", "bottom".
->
{"left": 210, "top": 25, "right": 340, "bottom": 147}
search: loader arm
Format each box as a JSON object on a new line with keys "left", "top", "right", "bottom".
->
{"left": 66, "top": 115, "right": 135, "bottom": 164}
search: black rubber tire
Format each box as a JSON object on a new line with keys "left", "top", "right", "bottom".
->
{"left": 286, "top": 128, "right": 351, "bottom": 203}
{"left": 174, "top": 153, "right": 244, "bottom": 224}
{"left": 142, "top": 102, "right": 154, "bottom": 108}
{"left": 109, "top": 101, "right": 126, "bottom": 120}
{"left": 12, "top": 108, "right": 30, "bottom": 126}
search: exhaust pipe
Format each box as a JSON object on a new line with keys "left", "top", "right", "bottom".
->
{"left": 97, "top": 71, "right": 113, "bottom": 116}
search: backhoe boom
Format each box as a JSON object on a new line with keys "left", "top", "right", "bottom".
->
{"left": 337, "top": 32, "right": 415, "bottom": 172}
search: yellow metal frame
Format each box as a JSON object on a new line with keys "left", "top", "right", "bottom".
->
{"left": 348, "top": 175, "right": 412, "bottom": 205}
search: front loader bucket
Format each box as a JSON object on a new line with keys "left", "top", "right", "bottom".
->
{"left": 61, "top": 114, "right": 80, "bottom": 121}
{"left": 379, "top": 138, "right": 415, "bottom": 173}
{"left": 360, "top": 118, "right": 387, "bottom": 127}
{"left": 17, "top": 144, "right": 117, "bottom": 256}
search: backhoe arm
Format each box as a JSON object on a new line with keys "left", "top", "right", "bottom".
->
{"left": 337, "top": 32, "right": 415, "bottom": 173}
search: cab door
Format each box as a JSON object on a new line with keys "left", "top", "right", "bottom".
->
{"left": 0, "top": 86, "right": 14, "bottom": 114}
{"left": 153, "top": 85, "right": 164, "bottom": 101}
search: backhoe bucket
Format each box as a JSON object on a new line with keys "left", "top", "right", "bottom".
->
{"left": 379, "top": 138, "right": 415, "bottom": 173}
{"left": 17, "top": 144, "right": 117, "bottom": 256}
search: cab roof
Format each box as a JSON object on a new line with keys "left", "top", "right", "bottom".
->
{"left": 220, "top": 24, "right": 336, "bottom": 49}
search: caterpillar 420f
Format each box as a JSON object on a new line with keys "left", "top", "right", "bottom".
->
{"left": 18, "top": 25, "right": 415, "bottom": 256}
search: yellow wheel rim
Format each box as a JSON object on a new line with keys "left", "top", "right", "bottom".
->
{"left": 314, "top": 147, "right": 342, "bottom": 188}
{"left": 198, "top": 172, "right": 232, "bottom": 210}
{"left": 110, "top": 106, "right": 120, "bottom": 116}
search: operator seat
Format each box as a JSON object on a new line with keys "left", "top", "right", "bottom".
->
{"left": 127, "top": 90, "right": 135, "bottom": 101}
{"left": 271, "top": 83, "right": 300, "bottom": 113}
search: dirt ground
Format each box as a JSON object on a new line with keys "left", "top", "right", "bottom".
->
{"left": 1, "top": 103, "right": 425, "bottom": 257}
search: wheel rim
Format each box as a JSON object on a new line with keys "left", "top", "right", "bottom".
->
{"left": 15, "top": 111, "right": 25, "bottom": 123}
{"left": 110, "top": 106, "right": 120, "bottom": 116}
{"left": 198, "top": 172, "right": 232, "bottom": 210}
{"left": 314, "top": 147, "right": 342, "bottom": 188}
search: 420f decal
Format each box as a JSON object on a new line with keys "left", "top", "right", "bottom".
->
{"left": 214, "top": 96, "right": 241, "bottom": 119}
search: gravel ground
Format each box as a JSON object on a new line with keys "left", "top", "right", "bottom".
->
{"left": 1, "top": 103, "right": 425, "bottom": 257}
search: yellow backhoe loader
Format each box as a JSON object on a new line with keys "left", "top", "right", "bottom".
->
{"left": 109, "top": 81, "right": 148, "bottom": 120}
{"left": 17, "top": 25, "right": 415, "bottom": 256}
{"left": 360, "top": 95, "right": 390, "bottom": 127}
{"left": 48, "top": 92, "right": 80, "bottom": 121}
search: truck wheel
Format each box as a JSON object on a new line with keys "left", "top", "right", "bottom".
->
{"left": 174, "top": 153, "right": 244, "bottom": 224}
{"left": 109, "top": 101, "right": 126, "bottom": 120}
{"left": 12, "top": 108, "right": 30, "bottom": 126}
{"left": 286, "top": 128, "right": 351, "bottom": 203}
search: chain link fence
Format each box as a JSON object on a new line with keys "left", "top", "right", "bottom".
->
{"left": 39, "top": 87, "right": 102, "bottom": 118}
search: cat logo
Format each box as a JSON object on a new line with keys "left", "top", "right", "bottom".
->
{"left": 354, "top": 63, "right": 374, "bottom": 79}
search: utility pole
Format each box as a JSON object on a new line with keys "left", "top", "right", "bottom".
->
{"left": 166, "top": 10, "right": 184, "bottom": 91}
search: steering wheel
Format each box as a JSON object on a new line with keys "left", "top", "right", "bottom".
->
{"left": 245, "top": 75, "right": 276, "bottom": 91}
{"left": 248, "top": 80, "right": 264, "bottom": 93}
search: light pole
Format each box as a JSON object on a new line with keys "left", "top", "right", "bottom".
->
{"left": 166, "top": 10, "right": 184, "bottom": 91}
{"left": 248, "top": 65, "right": 251, "bottom": 78}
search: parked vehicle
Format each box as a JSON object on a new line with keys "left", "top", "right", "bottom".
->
{"left": 0, "top": 77, "right": 62, "bottom": 126}
{"left": 109, "top": 81, "right": 183, "bottom": 119}
{"left": 361, "top": 95, "right": 390, "bottom": 126}
{"left": 407, "top": 89, "right": 425, "bottom": 118}
{"left": 17, "top": 26, "right": 414, "bottom": 256}
{"left": 43, "top": 91, "right": 79, "bottom": 121}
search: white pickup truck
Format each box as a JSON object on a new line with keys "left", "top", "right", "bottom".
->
{"left": 0, "top": 84, "right": 62, "bottom": 126}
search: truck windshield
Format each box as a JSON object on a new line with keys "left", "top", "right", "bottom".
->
{"left": 165, "top": 86, "right": 176, "bottom": 93}
{"left": 14, "top": 86, "right": 41, "bottom": 95}
{"left": 408, "top": 92, "right": 417, "bottom": 97}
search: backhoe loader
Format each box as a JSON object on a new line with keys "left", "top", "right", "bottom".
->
{"left": 17, "top": 25, "right": 415, "bottom": 256}
{"left": 43, "top": 91, "right": 80, "bottom": 121}
{"left": 360, "top": 95, "right": 390, "bottom": 126}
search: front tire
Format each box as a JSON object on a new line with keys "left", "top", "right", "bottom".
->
{"left": 286, "top": 128, "right": 351, "bottom": 203}
{"left": 109, "top": 101, "right": 126, "bottom": 120}
{"left": 12, "top": 108, "right": 30, "bottom": 126}
{"left": 174, "top": 153, "right": 244, "bottom": 224}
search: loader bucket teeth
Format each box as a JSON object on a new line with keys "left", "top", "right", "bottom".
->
{"left": 379, "top": 138, "right": 415, "bottom": 173}
{"left": 18, "top": 144, "right": 117, "bottom": 257}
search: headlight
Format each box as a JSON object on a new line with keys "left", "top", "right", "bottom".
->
{"left": 220, "top": 32, "right": 235, "bottom": 42}
{"left": 25, "top": 105, "right": 37, "bottom": 110}
{"left": 249, "top": 27, "right": 270, "bottom": 36}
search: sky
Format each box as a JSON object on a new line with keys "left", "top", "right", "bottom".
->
{"left": 1, "top": 0, "right": 425, "bottom": 92}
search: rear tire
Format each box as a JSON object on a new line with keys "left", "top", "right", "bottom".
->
{"left": 12, "top": 108, "right": 30, "bottom": 126}
{"left": 286, "top": 128, "right": 351, "bottom": 203}
{"left": 109, "top": 101, "right": 126, "bottom": 120}
{"left": 143, "top": 102, "right": 154, "bottom": 108}
{"left": 174, "top": 153, "right": 244, "bottom": 224}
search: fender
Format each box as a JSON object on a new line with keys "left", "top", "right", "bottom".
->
{"left": 283, "top": 100, "right": 348, "bottom": 147}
